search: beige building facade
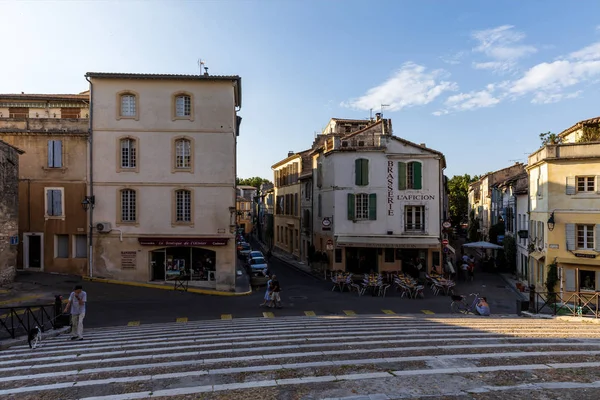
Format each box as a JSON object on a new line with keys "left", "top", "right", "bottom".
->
{"left": 87, "top": 72, "right": 241, "bottom": 291}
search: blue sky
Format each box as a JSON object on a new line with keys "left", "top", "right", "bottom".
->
{"left": 4, "top": 0, "right": 600, "bottom": 180}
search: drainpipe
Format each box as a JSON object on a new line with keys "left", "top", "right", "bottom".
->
{"left": 85, "top": 75, "right": 94, "bottom": 278}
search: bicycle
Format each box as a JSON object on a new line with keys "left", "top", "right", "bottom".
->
{"left": 450, "top": 292, "right": 482, "bottom": 314}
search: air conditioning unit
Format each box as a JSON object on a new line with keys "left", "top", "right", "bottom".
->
{"left": 96, "top": 222, "right": 112, "bottom": 233}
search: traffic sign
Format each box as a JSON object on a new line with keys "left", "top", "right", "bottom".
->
{"left": 442, "top": 221, "right": 451, "bottom": 229}
{"left": 443, "top": 247, "right": 449, "bottom": 254}
{"left": 442, "top": 239, "right": 449, "bottom": 246}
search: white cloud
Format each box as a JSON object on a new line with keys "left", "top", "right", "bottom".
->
{"left": 531, "top": 90, "right": 582, "bottom": 104}
{"left": 341, "top": 62, "right": 458, "bottom": 112}
{"left": 569, "top": 42, "right": 600, "bottom": 61}
{"left": 434, "top": 89, "right": 501, "bottom": 115}
{"left": 440, "top": 51, "right": 466, "bottom": 65}
{"left": 471, "top": 25, "right": 537, "bottom": 73}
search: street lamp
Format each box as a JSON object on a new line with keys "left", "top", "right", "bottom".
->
{"left": 81, "top": 196, "right": 95, "bottom": 211}
{"left": 547, "top": 212, "right": 555, "bottom": 231}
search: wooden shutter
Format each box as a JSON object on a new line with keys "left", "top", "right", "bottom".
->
{"left": 9, "top": 107, "right": 28, "bottom": 118}
{"left": 317, "top": 163, "right": 322, "bottom": 188}
{"left": 596, "top": 224, "right": 600, "bottom": 252}
{"left": 413, "top": 162, "right": 422, "bottom": 190}
{"left": 53, "top": 140, "right": 62, "bottom": 167}
{"left": 347, "top": 193, "right": 355, "bottom": 220}
{"left": 61, "top": 108, "right": 80, "bottom": 119}
{"left": 596, "top": 176, "right": 600, "bottom": 194}
{"left": 361, "top": 159, "right": 369, "bottom": 186}
{"left": 566, "top": 176, "right": 576, "bottom": 195}
{"left": 565, "top": 269, "right": 576, "bottom": 292}
{"left": 398, "top": 162, "right": 406, "bottom": 190}
{"left": 46, "top": 189, "right": 53, "bottom": 215}
{"left": 47, "top": 140, "right": 54, "bottom": 167}
{"left": 368, "top": 193, "right": 377, "bottom": 220}
{"left": 355, "top": 159, "right": 362, "bottom": 185}
{"left": 566, "top": 223, "right": 575, "bottom": 251}
{"left": 52, "top": 190, "right": 62, "bottom": 216}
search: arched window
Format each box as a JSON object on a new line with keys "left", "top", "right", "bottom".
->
{"left": 120, "top": 94, "right": 136, "bottom": 117}
{"left": 119, "top": 137, "right": 137, "bottom": 169}
{"left": 175, "top": 95, "right": 191, "bottom": 117}
{"left": 175, "top": 138, "right": 191, "bottom": 169}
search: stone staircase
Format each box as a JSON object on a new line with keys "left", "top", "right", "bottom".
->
{"left": 1, "top": 315, "right": 600, "bottom": 399}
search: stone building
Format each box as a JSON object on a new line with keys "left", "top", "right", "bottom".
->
{"left": 0, "top": 140, "right": 23, "bottom": 284}
{"left": 86, "top": 72, "right": 242, "bottom": 291}
{"left": 0, "top": 93, "right": 89, "bottom": 275}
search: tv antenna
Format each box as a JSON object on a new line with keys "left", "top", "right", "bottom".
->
{"left": 381, "top": 104, "right": 390, "bottom": 116}
{"left": 197, "top": 59, "right": 208, "bottom": 75}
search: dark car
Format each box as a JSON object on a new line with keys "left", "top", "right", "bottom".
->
{"left": 238, "top": 243, "right": 252, "bottom": 259}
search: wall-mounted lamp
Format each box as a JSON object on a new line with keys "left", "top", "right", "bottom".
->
{"left": 81, "top": 196, "right": 95, "bottom": 211}
{"left": 547, "top": 212, "right": 555, "bottom": 231}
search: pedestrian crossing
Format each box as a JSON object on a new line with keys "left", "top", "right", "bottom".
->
{"left": 1, "top": 315, "right": 600, "bottom": 399}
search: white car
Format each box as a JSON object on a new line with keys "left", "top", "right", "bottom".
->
{"left": 248, "top": 257, "right": 268, "bottom": 274}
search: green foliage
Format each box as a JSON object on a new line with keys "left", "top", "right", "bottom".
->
{"left": 236, "top": 176, "right": 272, "bottom": 188}
{"left": 503, "top": 235, "right": 517, "bottom": 274}
{"left": 467, "top": 209, "right": 481, "bottom": 242}
{"left": 545, "top": 261, "right": 559, "bottom": 303}
{"left": 489, "top": 221, "right": 505, "bottom": 245}
{"left": 577, "top": 124, "right": 600, "bottom": 143}
{"left": 539, "top": 131, "right": 562, "bottom": 146}
{"left": 448, "top": 174, "right": 477, "bottom": 226}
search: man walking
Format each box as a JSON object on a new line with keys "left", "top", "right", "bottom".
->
{"left": 269, "top": 276, "right": 282, "bottom": 309}
{"left": 64, "top": 285, "right": 87, "bottom": 340}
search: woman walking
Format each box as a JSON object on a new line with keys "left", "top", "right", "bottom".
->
{"left": 260, "top": 275, "right": 273, "bottom": 307}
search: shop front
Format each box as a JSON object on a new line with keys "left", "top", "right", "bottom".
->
{"left": 139, "top": 237, "right": 229, "bottom": 288}
{"left": 335, "top": 236, "right": 440, "bottom": 276}
{"left": 557, "top": 257, "right": 600, "bottom": 294}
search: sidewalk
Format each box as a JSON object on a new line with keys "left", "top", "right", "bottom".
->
{"left": 252, "top": 238, "right": 320, "bottom": 279}
{"left": 0, "top": 271, "right": 81, "bottom": 307}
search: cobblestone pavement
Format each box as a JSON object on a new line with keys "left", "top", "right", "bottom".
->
{"left": 1, "top": 315, "right": 600, "bottom": 399}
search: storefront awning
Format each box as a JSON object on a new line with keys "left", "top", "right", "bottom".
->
{"left": 336, "top": 236, "right": 440, "bottom": 249}
{"left": 530, "top": 251, "right": 545, "bottom": 260}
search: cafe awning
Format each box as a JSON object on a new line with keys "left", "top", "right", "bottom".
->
{"left": 335, "top": 236, "right": 440, "bottom": 249}
{"left": 530, "top": 251, "right": 545, "bottom": 260}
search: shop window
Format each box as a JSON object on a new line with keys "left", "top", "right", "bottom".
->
{"left": 384, "top": 248, "right": 394, "bottom": 263}
{"left": 579, "top": 270, "right": 596, "bottom": 291}
{"left": 335, "top": 248, "right": 342, "bottom": 263}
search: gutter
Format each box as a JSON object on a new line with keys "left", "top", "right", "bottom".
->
{"left": 85, "top": 75, "right": 94, "bottom": 278}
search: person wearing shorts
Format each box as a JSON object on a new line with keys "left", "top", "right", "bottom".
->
{"left": 269, "top": 278, "right": 281, "bottom": 309}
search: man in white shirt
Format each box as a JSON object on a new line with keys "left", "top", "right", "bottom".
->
{"left": 64, "top": 285, "right": 87, "bottom": 340}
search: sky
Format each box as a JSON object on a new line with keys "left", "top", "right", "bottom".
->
{"left": 3, "top": 0, "right": 600, "bottom": 180}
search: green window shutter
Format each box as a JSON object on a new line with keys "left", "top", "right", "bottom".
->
{"left": 355, "top": 159, "right": 362, "bottom": 186}
{"left": 413, "top": 162, "right": 422, "bottom": 190}
{"left": 368, "top": 193, "right": 377, "bottom": 220}
{"left": 398, "top": 162, "right": 407, "bottom": 190}
{"left": 361, "top": 159, "right": 369, "bottom": 186}
{"left": 347, "top": 193, "right": 355, "bottom": 220}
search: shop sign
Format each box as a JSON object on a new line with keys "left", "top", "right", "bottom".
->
{"left": 387, "top": 161, "right": 394, "bottom": 216}
{"left": 138, "top": 238, "right": 229, "bottom": 247}
{"left": 336, "top": 242, "right": 439, "bottom": 249}
{"left": 549, "top": 244, "right": 559, "bottom": 249}
{"left": 396, "top": 194, "right": 436, "bottom": 201}
{"left": 121, "top": 251, "right": 137, "bottom": 268}
{"left": 574, "top": 253, "right": 596, "bottom": 259}
{"left": 322, "top": 217, "right": 332, "bottom": 231}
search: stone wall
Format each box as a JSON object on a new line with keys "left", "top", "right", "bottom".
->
{"left": 0, "top": 141, "right": 20, "bottom": 285}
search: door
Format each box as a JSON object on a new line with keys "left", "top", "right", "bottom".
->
{"left": 24, "top": 234, "right": 43, "bottom": 269}
{"left": 151, "top": 250, "right": 166, "bottom": 281}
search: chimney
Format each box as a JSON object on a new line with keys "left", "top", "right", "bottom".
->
{"left": 420, "top": 143, "right": 426, "bottom": 147}
{"left": 288, "top": 151, "right": 295, "bottom": 157}
{"left": 375, "top": 113, "right": 382, "bottom": 121}
{"left": 21, "top": 91, "right": 24, "bottom": 94}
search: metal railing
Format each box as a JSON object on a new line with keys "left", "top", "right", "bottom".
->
{"left": 0, "top": 297, "right": 66, "bottom": 339}
{"left": 530, "top": 291, "right": 600, "bottom": 318}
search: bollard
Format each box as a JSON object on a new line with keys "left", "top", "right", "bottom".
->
{"left": 529, "top": 285, "right": 536, "bottom": 313}
{"left": 516, "top": 300, "right": 522, "bottom": 316}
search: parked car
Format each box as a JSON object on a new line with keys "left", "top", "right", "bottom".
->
{"left": 236, "top": 241, "right": 247, "bottom": 252}
{"left": 246, "top": 250, "right": 264, "bottom": 265}
{"left": 248, "top": 256, "right": 268, "bottom": 274}
{"left": 238, "top": 243, "right": 252, "bottom": 259}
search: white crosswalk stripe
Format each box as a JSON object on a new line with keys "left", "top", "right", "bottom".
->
{"left": 1, "top": 315, "right": 600, "bottom": 399}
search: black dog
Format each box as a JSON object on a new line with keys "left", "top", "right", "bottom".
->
{"left": 27, "top": 326, "right": 41, "bottom": 349}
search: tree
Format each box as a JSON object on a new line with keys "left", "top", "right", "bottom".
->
{"left": 467, "top": 209, "right": 481, "bottom": 242}
{"left": 577, "top": 124, "right": 600, "bottom": 143}
{"left": 539, "top": 131, "right": 562, "bottom": 146}
{"left": 448, "top": 174, "right": 478, "bottom": 226}
{"left": 236, "top": 176, "right": 272, "bottom": 189}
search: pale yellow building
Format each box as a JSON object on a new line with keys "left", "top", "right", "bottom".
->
{"left": 236, "top": 196, "right": 252, "bottom": 234}
{"left": 272, "top": 151, "right": 309, "bottom": 258}
{"left": 86, "top": 72, "right": 241, "bottom": 291}
{"left": 527, "top": 116, "right": 600, "bottom": 296}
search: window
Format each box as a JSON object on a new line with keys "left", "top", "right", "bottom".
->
{"left": 398, "top": 161, "right": 422, "bottom": 190}
{"left": 318, "top": 194, "right": 322, "bottom": 217}
{"left": 120, "top": 138, "right": 137, "bottom": 170}
{"left": 294, "top": 193, "right": 298, "bottom": 216}
{"left": 120, "top": 94, "right": 136, "bottom": 117}
{"left": 577, "top": 224, "right": 594, "bottom": 249}
{"left": 174, "top": 138, "right": 192, "bottom": 170}
{"left": 55, "top": 235, "right": 69, "bottom": 258}
{"left": 175, "top": 189, "right": 192, "bottom": 223}
{"left": 384, "top": 248, "right": 395, "bottom": 263}
{"left": 175, "top": 95, "right": 191, "bottom": 117}
{"left": 305, "top": 182, "right": 311, "bottom": 200}
{"left": 579, "top": 270, "right": 596, "bottom": 291}
{"left": 355, "top": 158, "right": 369, "bottom": 186}
{"left": 577, "top": 176, "right": 595, "bottom": 193}
{"left": 347, "top": 193, "right": 377, "bottom": 221}
{"left": 8, "top": 107, "right": 28, "bottom": 118}
{"left": 47, "top": 140, "right": 63, "bottom": 168}
{"left": 120, "top": 189, "right": 137, "bottom": 223}
{"left": 74, "top": 235, "right": 87, "bottom": 258}
{"left": 45, "top": 188, "right": 63, "bottom": 217}
{"left": 405, "top": 206, "right": 425, "bottom": 231}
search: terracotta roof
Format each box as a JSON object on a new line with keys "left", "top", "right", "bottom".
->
{"left": 271, "top": 149, "right": 311, "bottom": 169}
{"left": 342, "top": 120, "right": 383, "bottom": 139}
{"left": 558, "top": 116, "right": 600, "bottom": 137}
{"left": 86, "top": 72, "right": 240, "bottom": 81}
{"left": 0, "top": 93, "right": 89, "bottom": 102}
{"left": 331, "top": 118, "right": 372, "bottom": 122}
{"left": 0, "top": 140, "right": 25, "bottom": 154}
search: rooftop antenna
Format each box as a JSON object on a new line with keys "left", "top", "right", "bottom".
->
{"left": 198, "top": 59, "right": 208, "bottom": 75}
{"left": 381, "top": 104, "right": 390, "bottom": 116}
{"left": 369, "top": 108, "right": 373, "bottom": 121}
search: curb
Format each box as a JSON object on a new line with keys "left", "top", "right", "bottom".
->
{"left": 521, "top": 311, "right": 600, "bottom": 324}
{"left": 83, "top": 277, "right": 252, "bottom": 296}
{"left": 0, "top": 326, "right": 71, "bottom": 351}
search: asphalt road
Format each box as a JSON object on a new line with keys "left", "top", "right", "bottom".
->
{"left": 73, "top": 244, "right": 523, "bottom": 329}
